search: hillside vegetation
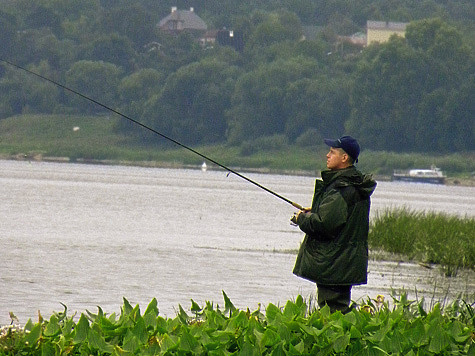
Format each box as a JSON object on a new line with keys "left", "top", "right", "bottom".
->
{"left": 1, "top": 114, "right": 474, "bottom": 179}
{"left": 0, "top": 0, "right": 474, "bottom": 156}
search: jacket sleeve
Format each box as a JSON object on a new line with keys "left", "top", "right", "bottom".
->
{"left": 296, "top": 189, "right": 348, "bottom": 239}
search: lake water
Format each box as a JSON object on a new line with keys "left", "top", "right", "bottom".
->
{"left": 0, "top": 160, "right": 474, "bottom": 325}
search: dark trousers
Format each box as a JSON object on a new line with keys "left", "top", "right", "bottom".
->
{"left": 316, "top": 284, "right": 352, "bottom": 314}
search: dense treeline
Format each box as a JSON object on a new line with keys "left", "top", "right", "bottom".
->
{"left": 0, "top": 0, "right": 474, "bottom": 153}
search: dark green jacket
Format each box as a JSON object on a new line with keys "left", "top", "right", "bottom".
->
{"left": 293, "top": 166, "right": 377, "bottom": 285}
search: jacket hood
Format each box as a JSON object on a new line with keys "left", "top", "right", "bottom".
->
{"left": 321, "top": 166, "right": 377, "bottom": 198}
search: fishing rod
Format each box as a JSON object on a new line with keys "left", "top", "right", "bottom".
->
{"left": 1, "top": 58, "right": 303, "bottom": 210}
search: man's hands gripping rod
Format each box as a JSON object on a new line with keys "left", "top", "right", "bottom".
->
{"left": 290, "top": 207, "right": 311, "bottom": 226}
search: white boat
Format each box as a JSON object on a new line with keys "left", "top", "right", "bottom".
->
{"left": 392, "top": 165, "right": 446, "bottom": 184}
{"left": 201, "top": 162, "right": 207, "bottom": 172}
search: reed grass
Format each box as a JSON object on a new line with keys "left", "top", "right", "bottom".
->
{"left": 369, "top": 208, "right": 475, "bottom": 276}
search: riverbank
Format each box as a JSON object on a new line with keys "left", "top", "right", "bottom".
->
{"left": 1, "top": 114, "right": 475, "bottom": 182}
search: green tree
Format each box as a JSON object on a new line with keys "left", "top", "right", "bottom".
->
{"left": 0, "top": 10, "right": 19, "bottom": 60}
{"left": 246, "top": 10, "right": 303, "bottom": 51}
{"left": 65, "top": 60, "right": 122, "bottom": 114}
{"left": 443, "top": 77, "right": 475, "bottom": 151}
{"left": 99, "top": 4, "right": 157, "bottom": 48}
{"left": 81, "top": 34, "right": 136, "bottom": 72}
{"left": 348, "top": 19, "right": 474, "bottom": 153}
{"left": 347, "top": 37, "right": 430, "bottom": 151}
{"left": 142, "top": 58, "right": 242, "bottom": 145}
{"left": 0, "top": 62, "right": 60, "bottom": 118}
{"left": 283, "top": 75, "right": 349, "bottom": 141}
{"left": 25, "top": 5, "right": 62, "bottom": 35}
{"left": 226, "top": 56, "right": 319, "bottom": 144}
{"left": 116, "top": 68, "right": 165, "bottom": 133}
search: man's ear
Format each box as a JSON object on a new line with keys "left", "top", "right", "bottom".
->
{"left": 341, "top": 152, "right": 349, "bottom": 163}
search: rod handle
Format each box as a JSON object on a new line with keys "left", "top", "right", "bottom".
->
{"left": 291, "top": 202, "right": 304, "bottom": 210}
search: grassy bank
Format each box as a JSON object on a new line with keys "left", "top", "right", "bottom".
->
{"left": 369, "top": 208, "right": 475, "bottom": 276}
{"left": 1, "top": 114, "right": 474, "bottom": 180}
{"left": 1, "top": 293, "right": 474, "bottom": 355}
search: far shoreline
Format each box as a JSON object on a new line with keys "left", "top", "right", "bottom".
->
{"left": 2, "top": 154, "right": 474, "bottom": 187}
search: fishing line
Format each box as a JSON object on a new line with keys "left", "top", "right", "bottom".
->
{"left": 1, "top": 58, "right": 303, "bottom": 210}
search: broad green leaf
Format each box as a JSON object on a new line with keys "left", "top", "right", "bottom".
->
{"left": 428, "top": 324, "right": 449, "bottom": 353}
{"left": 447, "top": 320, "right": 470, "bottom": 343}
{"left": 144, "top": 298, "right": 159, "bottom": 316}
{"left": 131, "top": 304, "right": 141, "bottom": 322}
{"left": 226, "top": 310, "right": 249, "bottom": 333}
{"left": 178, "top": 304, "right": 190, "bottom": 324}
{"left": 319, "top": 304, "right": 331, "bottom": 318}
{"left": 144, "top": 298, "right": 159, "bottom": 328}
{"left": 122, "top": 297, "right": 134, "bottom": 317}
{"left": 159, "top": 333, "right": 177, "bottom": 352}
{"left": 239, "top": 340, "right": 260, "bottom": 356}
{"left": 262, "top": 328, "right": 280, "bottom": 347}
{"left": 122, "top": 329, "right": 140, "bottom": 353}
{"left": 133, "top": 315, "right": 149, "bottom": 345}
{"left": 156, "top": 316, "right": 168, "bottom": 334}
{"left": 343, "top": 310, "right": 357, "bottom": 326}
{"left": 180, "top": 328, "right": 199, "bottom": 352}
{"left": 191, "top": 299, "right": 202, "bottom": 314}
{"left": 266, "top": 303, "right": 282, "bottom": 323}
{"left": 44, "top": 314, "right": 60, "bottom": 337}
{"left": 467, "top": 341, "right": 475, "bottom": 356}
{"left": 88, "top": 328, "right": 113, "bottom": 353}
{"left": 332, "top": 333, "right": 350, "bottom": 353}
{"left": 283, "top": 300, "right": 298, "bottom": 319}
{"left": 73, "top": 314, "right": 90, "bottom": 344}
{"left": 253, "top": 329, "right": 264, "bottom": 347}
{"left": 40, "top": 340, "right": 56, "bottom": 356}
{"left": 86, "top": 306, "right": 104, "bottom": 322}
{"left": 61, "top": 317, "right": 75, "bottom": 337}
{"left": 293, "top": 340, "right": 305, "bottom": 353}
{"left": 389, "top": 330, "right": 404, "bottom": 354}
{"left": 222, "top": 291, "right": 236, "bottom": 315}
{"left": 24, "top": 322, "right": 41, "bottom": 346}
{"left": 24, "top": 319, "right": 34, "bottom": 332}
{"left": 367, "top": 324, "right": 389, "bottom": 343}
{"left": 349, "top": 325, "right": 362, "bottom": 338}
{"left": 270, "top": 341, "right": 286, "bottom": 356}
{"left": 287, "top": 340, "right": 304, "bottom": 355}
{"left": 408, "top": 319, "right": 427, "bottom": 347}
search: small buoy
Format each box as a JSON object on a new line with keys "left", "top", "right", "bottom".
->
{"left": 73, "top": 126, "right": 80, "bottom": 132}
{"left": 201, "top": 162, "right": 207, "bottom": 172}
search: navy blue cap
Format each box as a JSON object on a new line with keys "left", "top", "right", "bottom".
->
{"left": 324, "top": 135, "right": 360, "bottom": 163}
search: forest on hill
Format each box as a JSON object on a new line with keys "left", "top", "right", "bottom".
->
{"left": 0, "top": 0, "right": 474, "bottom": 153}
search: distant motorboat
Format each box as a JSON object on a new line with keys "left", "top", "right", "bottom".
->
{"left": 392, "top": 165, "right": 446, "bottom": 184}
{"left": 201, "top": 162, "right": 207, "bottom": 172}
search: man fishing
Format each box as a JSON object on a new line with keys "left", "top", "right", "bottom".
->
{"left": 291, "top": 135, "right": 377, "bottom": 314}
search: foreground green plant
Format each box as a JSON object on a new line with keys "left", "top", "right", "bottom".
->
{"left": 369, "top": 208, "right": 475, "bottom": 276}
{"left": 1, "top": 292, "right": 474, "bottom": 355}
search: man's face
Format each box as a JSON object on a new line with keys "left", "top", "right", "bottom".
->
{"left": 326, "top": 147, "right": 348, "bottom": 170}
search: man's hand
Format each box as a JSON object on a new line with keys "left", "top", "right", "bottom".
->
{"left": 291, "top": 208, "right": 311, "bottom": 225}
{"left": 290, "top": 210, "right": 302, "bottom": 225}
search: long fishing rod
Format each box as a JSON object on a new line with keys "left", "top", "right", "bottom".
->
{"left": 1, "top": 58, "right": 303, "bottom": 210}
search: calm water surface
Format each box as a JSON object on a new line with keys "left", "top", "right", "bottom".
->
{"left": 0, "top": 160, "right": 474, "bottom": 325}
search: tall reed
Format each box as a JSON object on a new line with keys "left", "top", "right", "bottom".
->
{"left": 369, "top": 208, "right": 475, "bottom": 276}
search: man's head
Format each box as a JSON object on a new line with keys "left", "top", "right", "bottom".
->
{"left": 324, "top": 135, "right": 360, "bottom": 170}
